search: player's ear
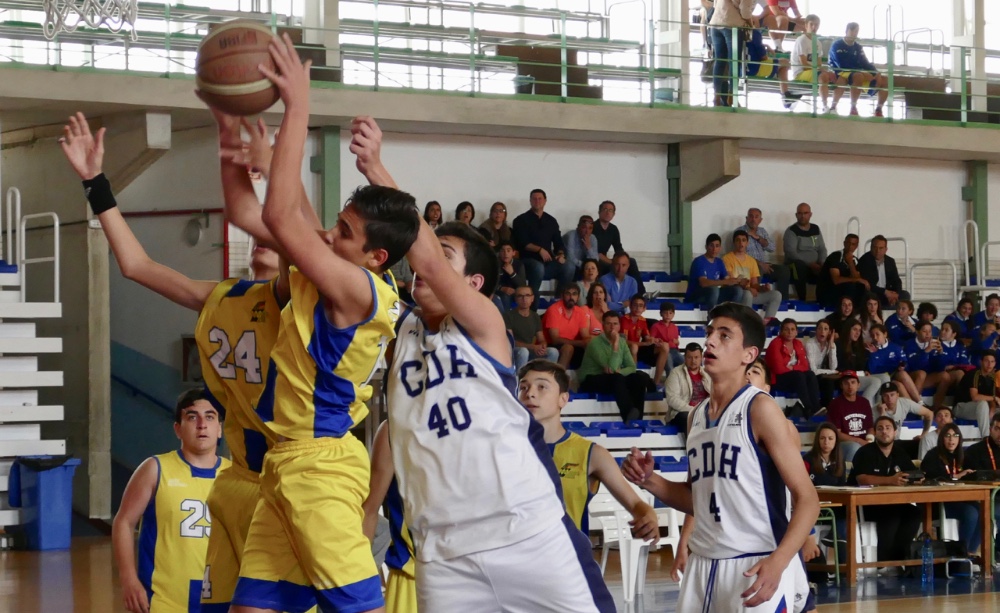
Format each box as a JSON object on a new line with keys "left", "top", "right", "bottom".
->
{"left": 367, "top": 247, "right": 389, "bottom": 271}
{"left": 173, "top": 422, "right": 182, "bottom": 440}
{"left": 467, "top": 272, "right": 485, "bottom": 292}
{"left": 558, "top": 391, "right": 570, "bottom": 409}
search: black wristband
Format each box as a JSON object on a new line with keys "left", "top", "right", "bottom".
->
{"left": 82, "top": 173, "right": 117, "bottom": 216}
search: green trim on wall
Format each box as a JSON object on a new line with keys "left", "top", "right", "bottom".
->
{"left": 966, "top": 160, "right": 988, "bottom": 245}
{"left": 666, "top": 143, "right": 692, "bottom": 274}
{"left": 311, "top": 126, "right": 341, "bottom": 227}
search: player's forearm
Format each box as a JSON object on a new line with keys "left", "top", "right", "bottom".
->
{"left": 261, "top": 111, "right": 309, "bottom": 234}
{"left": 775, "top": 490, "right": 819, "bottom": 563}
{"left": 220, "top": 159, "right": 274, "bottom": 244}
{"left": 639, "top": 474, "right": 693, "bottom": 515}
{"left": 362, "top": 161, "right": 398, "bottom": 190}
{"left": 111, "top": 519, "right": 140, "bottom": 584}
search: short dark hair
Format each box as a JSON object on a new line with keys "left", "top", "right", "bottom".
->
{"left": 871, "top": 234, "right": 887, "bottom": 248}
{"left": 577, "top": 215, "right": 595, "bottom": 228}
{"left": 747, "top": 357, "right": 769, "bottom": 382}
{"left": 581, "top": 258, "right": 599, "bottom": 271}
{"left": 684, "top": 342, "right": 703, "bottom": 354}
{"left": 898, "top": 299, "right": 915, "bottom": 312}
{"left": 957, "top": 297, "right": 974, "bottom": 311}
{"left": 455, "top": 201, "right": 475, "bottom": 220}
{"left": 599, "top": 200, "right": 616, "bottom": 212}
{"left": 933, "top": 405, "right": 953, "bottom": 417}
{"left": 630, "top": 293, "right": 645, "bottom": 305}
{"left": 846, "top": 21, "right": 860, "bottom": 32}
{"left": 518, "top": 359, "right": 570, "bottom": 394}
{"left": 941, "top": 320, "right": 961, "bottom": 336}
{"left": 613, "top": 251, "right": 630, "bottom": 262}
{"left": 603, "top": 310, "right": 621, "bottom": 322}
{"left": 530, "top": 188, "right": 547, "bottom": 200}
{"left": 915, "top": 320, "right": 934, "bottom": 333}
{"left": 781, "top": 317, "right": 797, "bottom": 328}
{"left": 660, "top": 302, "right": 676, "bottom": 313}
{"left": 875, "top": 415, "right": 897, "bottom": 430}
{"left": 705, "top": 233, "right": 722, "bottom": 247}
{"left": 434, "top": 221, "right": 499, "bottom": 297}
{"left": 708, "top": 302, "right": 765, "bottom": 354}
{"left": 559, "top": 282, "right": 580, "bottom": 297}
{"left": 732, "top": 229, "right": 749, "bottom": 242}
{"left": 175, "top": 388, "right": 216, "bottom": 424}
{"left": 870, "top": 323, "right": 888, "bottom": 336}
{"left": 497, "top": 240, "right": 514, "bottom": 250}
{"left": 845, "top": 233, "right": 859, "bottom": 243}
{"left": 349, "top": 185, "right": 421, "bottom": 272}
{"left": 981, "top": 349, "right": 997, "bottom": 362}
{"left": 917, "top": 302, "right": 938, "bottom": 320}
{"left": 992, "top": 412, "right": 1000, "bottom": 426}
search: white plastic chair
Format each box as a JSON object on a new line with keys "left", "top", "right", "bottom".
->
{"left": 590, "top": 488, "right": 656, "bottom": 602}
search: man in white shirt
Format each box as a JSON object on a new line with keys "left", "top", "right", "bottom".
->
{"left": 875, "top": 381, "right": 933, "bottom": 460}
{"left": 917, "top": 405, "right": 954, "bottom": 461}
{"left": 791, "top": 15, "right": 834, "bottom": 112}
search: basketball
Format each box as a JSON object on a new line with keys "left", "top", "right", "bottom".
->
{"left": 196, "top": 20, "right": 279, "bottom": 116}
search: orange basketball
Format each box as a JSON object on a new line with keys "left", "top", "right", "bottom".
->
{"left": 196, "top": 20, "right": 279, "bottom": 116}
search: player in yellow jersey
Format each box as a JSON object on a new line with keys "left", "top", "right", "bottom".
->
{"left": 516, "top": 359, "right": 659, "bottom": 539}
{"left": 228, "top": 35, "right": 419, "bottom": 613}
{"left": 113, "top": 389, "right": 230, "bottom": 613}
{"left": 362, "top": 422, "right": 416, "bottom": 613}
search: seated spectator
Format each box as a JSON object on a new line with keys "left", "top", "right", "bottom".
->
{"left": 577, "top": 311, "right": 654, "bottom": 423}
{"left": 828, "top": 23, "right": 889, "bottom": 117}
{"left": 389, "top": 256, "right": 414, "bottom": 305}
{"left": 818, "top": 234, "right": 869, "bottom": 309}
{"left": 765, "top": 319, "right": 822, "bottom": 417}
{"left": 665, "top": 343, "right": 712, "bottom": 431}
{"left": 858, "top": 292, "right": 884, "bottom": 343}
{"left": 875, "top": 381, "right": 933, "bottom": 459}
{"left": 745, "top": 24, "right": 802, "bottom": 109}
{"left": 837, "top": 319, "right": 882, "bottom": 404}
{"left": 577, "top": 258, "right": 600, "bottom": 298}
{"left": 762, "top": 0, "right": 802, "bottom": 51}
{"left": 885, "top": 299, "right": 917, "bottom": 345}
{"left": 915, "top": 302, "right": 940, "bottom": 336}
{"left": 972, "top": 293, "right": 1000, "bottom": 329}
{"left": 600, "top": 252, "right": 640, "bottom": 312}
{"left": 478, "top": 201, "right": 512, "bottom": 248}
{"left": 512, "top": 188, "right": 575, "bottom": 297}
{"left": 723, "top": 230, "right": 782, "bottom": 325}
{"left": 496, "top": 241, "right": 527, "bottom": 310}
{"left": 917, "top": 405, "right": 954, "bottom": 461}
{"left": 804, "top": 423, "right": 848, "bottom": 544}
{"left": 848, "top": 416, "right": 924, "bottom": 565}
{"left": 858, "top": 235, "right": 910, "bottom": 307}
{"left": 505, "top": 286, "right": 560, "bottom": 371}
{"left": 423, "top": 200, "right": 443, "bottom": 228}
{"left": 824, "top": 295, "right": 858, "bottom": 335}
{"left": 943, "top": 298, "right": 976, "bottom": 343}
{"left": 934, "top": 321, "right": 972, "bottom": 406}
{"left": 593, "top": 200, "right": 646, "bottom": 295}
{"left": 964, "top": 414, "right": 1000, "bottom": 551}
{"left": 563, "top": 215, "right": 600, "bottom": 276}
{"left": 868, "top": 323, "right": 922, "bottom": 402}
{"left": 650, "top": 302, "right": 685, "bottom": 380}
{"left": 621, "top": 294, "right": 670, "bottom": 387}
{"left": 920, "top": 424, "right": 981, "bottom": 555}
{"left": 826, "top": 371, "right": 874, "bottom": 462}
{"left": 790, "top": 16, "right": 834, "bottom": 112}
{"left": 903, "top": 321, "right": 946, "bottom": 403}
{"left": 686, "top": 233, "right": 739, "bottom": 310}
{"left": 783, "top": 202, "right": 828, "bottom": 301}
{"left": 542, "top": 283, "right": 593, "bottom": 369}
{"left": 970, "top": 322, "right": 999, "bottom": 368}
{"left": 953, "top": 350, "right": 998, "bottom": 438}
{"left": 585, "top": 282, "right": 610, "bottom": 337}
{"left": 736, "top": 207, "right": 791, "bottom": 300}
{"left": 804, "top": 319, "right": 840, "bottom": 407}
{"left": 455, "top": 201, "right": 475, "bottom": 224}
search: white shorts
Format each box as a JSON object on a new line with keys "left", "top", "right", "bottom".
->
{"left": 678, "top": 553, "right": 809, "bottom": 613}
{"left": 416, "top": 516, "right": 615, "bottom": 613}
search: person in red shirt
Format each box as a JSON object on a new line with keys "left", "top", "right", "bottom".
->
{"left": 825, "top": 371, "right": 874, "bottom": 463}
{"left": 621, "top": 294, "right": 671, "bottom": 387}
{"left": 650, "top": 302, "right": 684, "bottom": 381}
{"left": 542, "top": 283, "right": 593, "bottom": 369}
{"left": 762, "top": 0, "right": 802, "bottom": 51}
{"left": 765, "top": 318, "right": 821, "bottom": 417}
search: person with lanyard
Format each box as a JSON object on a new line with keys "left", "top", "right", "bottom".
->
{"left": 964, "top": 412, "right": 1000, "bottom": 560}
{"left": 919, "top": 423, "right": 981, "bottom": 557}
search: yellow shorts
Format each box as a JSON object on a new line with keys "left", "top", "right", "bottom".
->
{"left": 232, "top": 435, "right": 381, "bottom": 613}
{"left": 794, "top": 69, "right": 817, "bottom": 83}
{"left": 385, "top": 568, "right": 417, "bottom": 613}
{"left": 201, "top": 463, "right": 260, "bottom": 612}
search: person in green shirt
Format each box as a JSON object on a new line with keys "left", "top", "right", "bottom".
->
{"left": 578, "top": 310, "right": 654, "bottom": 423}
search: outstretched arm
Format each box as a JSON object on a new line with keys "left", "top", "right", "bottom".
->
{"left": 621, "top": 446, "right": 693, "bottom": 515}
{"left": 60, "top": 113, "right": 215, "bottom": 312}
{"left": 589, "top": 445, "right": 659, "bottom": 544}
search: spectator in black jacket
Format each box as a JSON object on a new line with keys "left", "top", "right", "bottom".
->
{"left": 511, "top": 188, "right": 575, "bottom": 297}
{"left": 592, "top": 200, "right": 646, "bottom": 295}
{"left": 818, "top": 234, "right": 869, "bottom": 309}
{"left": 804, "top": 423, "right": 847, "bottom": 544}
{"left": 964, "top": 413, "right": 1000, "bottom": 555}
{"left": 920, "top": 423, "right": 981, "bottom": 555}
{"left": 858, "top": 235, "right": 910, "bottom": 307}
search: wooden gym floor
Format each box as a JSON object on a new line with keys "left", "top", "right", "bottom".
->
{"left": 1, "top": 538, "right": 998, "bottom": 612}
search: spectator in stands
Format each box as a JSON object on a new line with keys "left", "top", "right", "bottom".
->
{"left": 824, "top": 295, "right": 858, "bottom": 335}
{"left": 762, "top": 0, "right": 802, "bottom": 51}
{"left": 496, "top": 241, "right": 527, "bottom": 311}
{"left": 965, "top": 415, "right": 1000, "bottom": 535}
{"left": 577, "top": 311, "right": 654, "bottom": 424}
{"left": 577, "top": 258, "right": 600, "bottom": 298}
{"left": 970, "top": 322, "right": 999, "bottom": 368}
{"left": 804, "top": 319, "right": 840, "bottom": 407}
{"left": 736, "top": 207, "right": 791, "bottom": 300}
{"left": 918, "top": 405, "right": 954, "bottom": 462}
{"left": 650, "top": 302, "right": 684, "bottom": 379}
{"left": 455, "top": 201, "right": 475, "bottom": 224}
{"left": 973, "top": 293, "right": 1000, "bottom": 329}
{"left": 859, "top": 292, "right": 884, "bottom": 343}
{"left": 791, "top": 15, "right": 834, "bottom": 112}
{"left": 885, "top": 299, "right": 917, "bottom": 345}
{"left": 920, "top": 424, "right": 981, "bottom": 556}
{"left": 622, "top": 294, "right": 671, "bottom": 388}
{"left": 818, "top": 233, "right": 869, "bottom": 309}
{"left": 723, "top": 230, "right": 782, "bottom": 325}
{"left": 828, "top": 22, "right": 889, "bottom": 117}
{"left": 592, "top": 200, "right": 646, "bottom": 295}
{"left": 478, "top": 201, "right": 511, "bottom": 248}
{"left": 586, "top": 282, "right": 610, "bottom": 337}
{"left": 944, "top": 298, "right": 976, "bottom": 343}
{"left": 423, "top": 200, "right": 443, "bottom": 228}
{"left": 916, "top": 302, "right": 940, "bottom": 336}
{"left": 766, "top": 318, "right": 822, "bottom": 417}
{"left": 837, "top": 319, "right": 882, "bottom": 404}
{"left": 868, "top": 323, "right": 923, "bottom": 403}
{"left": 505, "top": 286, "right": 560, "bottom": 371}
{"left": 875, "top": 381, "right": 933, "bottom": 459}
{"left": 389, "top": 257, "right": 413, "bottom": 305}
{"left": 563, "top": 215, "right": 600, "bottom": 275}
{"left": 665, "top": 342, "right": 712, "bottom": 431}
{"left": 903, "top": 321, "right": 945, "bottom": 404}
{"left": 512, "top": 188, "right": 574, "bottom": 297}
{"left": 542, "top": 283, "right": 593, "bottom": 369}
{"left": 601, "top": 252, "right": 639, "bottom": 312}
{"left": 953, "top": 350, "right": 997, "bottom": 438}
{"left": 935, "top": 321, "right": 973, "bottom": 406}
{"left": 857, "top": 235, "right": 909, "bottom": 307}
{"left": 708, "top": 0, "right": 755, "bottom": 107}
{"left": 783, "top": 202, "right": 828, "bottom": 302}
{"left": 849, "top": 416, "right": 924, "bottom": 566}
{"left": 745, "top": 24, "right": 802, "bottom": 109}
{"left": 686, "top": 233, "right": 740, "bottom": 309}
{"left": 804, "top": 423, "right": 848, "bottom": 547}
{"left": 827, "top": 371, "right": 874, "bottom": 462}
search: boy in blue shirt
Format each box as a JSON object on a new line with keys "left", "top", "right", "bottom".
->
{"left": 828, "top": 22, "right": 889, "bottom": 116}
{"left": 685, "top": 233, "right": 740, "bottom": 310}
{"left": 868, "top": 324, "right": 922, "bottom": 403}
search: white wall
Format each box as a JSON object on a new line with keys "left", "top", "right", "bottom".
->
{"left": 340, "top": 131, "right": 672, "bottom": 254}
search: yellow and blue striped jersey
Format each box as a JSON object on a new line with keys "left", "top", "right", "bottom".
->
{"left": 384, "top": 477, "right": 415, "bottom": 578}
{"left": 195, "top": 278, "right": 282, "bottom": 473}
{"left": 138, "top": 451, "right": 230, "bottom": 613}
{"left": 551, "top": 431, "right": 597, "bottom": 532}
{"left": 256, "top": 268, "right": 400, "bottom": 440}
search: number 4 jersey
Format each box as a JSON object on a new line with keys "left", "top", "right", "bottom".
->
{"left": 138, "top": 450, "right": 230, "bottom": 612}
{"left": 387, "top": 311, "right": 565, "bottom": 562}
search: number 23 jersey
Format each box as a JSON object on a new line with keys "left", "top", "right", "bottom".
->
{"left": 387, "top": 311, "right": 565, "bottom": 562}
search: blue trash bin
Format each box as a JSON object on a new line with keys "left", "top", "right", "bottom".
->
{"left": 7, "top": 455, "right": 81, "bottom": 550}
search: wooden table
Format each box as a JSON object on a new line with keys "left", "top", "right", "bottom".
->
{"left": 812, "top": 484, "right": 994, "bottom": 586}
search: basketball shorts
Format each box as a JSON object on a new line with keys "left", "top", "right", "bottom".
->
{"left": 385, "top": 568, "right": 417, "bottom": 613}
{"left": 416, "top": 515, "right": 615, "bottom": 613}
{"left": 232, "top": 435, "right": 382, "bottom": 613}
{"left": 201, "top": 463, "right": 260, "bottom": 612}
{"left": 748, "top": 59, "right": 777, "bottom": 80}
{"left": 677, "top": 552, "right": 809, "bottom": 612}
{"left": 793, "top": 70, "right": 817, "bottom": 84}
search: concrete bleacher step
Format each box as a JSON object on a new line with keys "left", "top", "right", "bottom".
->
{"left": 0, "top": 337, "right": 62, "bottom": 353}
{"left": 0, "top": 439, "right": 66, "bottom": 457}
{"left": 0, "top": 302, "right": 61, "bottom": 318}
{"left": 0, "top": 371, "right": 63, "bottom": 387}
{"left": 0, "top": 509, "right": 19, "bottom": 524}
{"left": 0, "top": 405, "right": 64, "bottom": 422}
{"left": 0, "top": 390, "right": 37, "bottom": 405}
{"left": 0, "top": 272, "right": 19, "bottom": 286}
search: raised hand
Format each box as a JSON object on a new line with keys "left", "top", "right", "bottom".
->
{"left": 621, "top": 447, "right": 655, "bottom": 485}
{"left": 349, "top": 116, "right": 384, "bottom": 177}
{"left": 259, "top": 33, "right": 311, "bottom": 111}
{"left": 218, "top": 117, "right": 274, "bottom": 177}
{"left": 59, "top": 112, "right": 105, "bottom": 180}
